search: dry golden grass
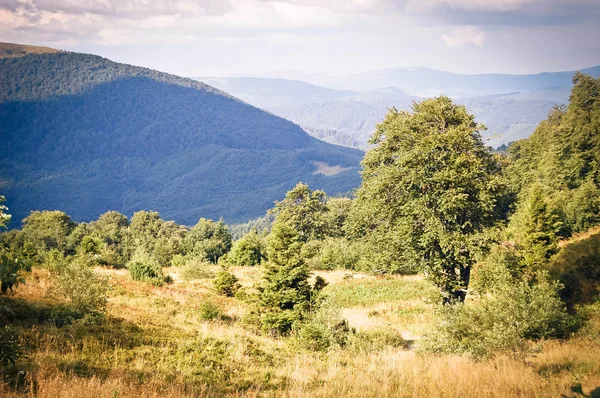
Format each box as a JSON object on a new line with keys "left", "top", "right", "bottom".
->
{"left": 1, "top": 266, "right": 599, "bottom": 397}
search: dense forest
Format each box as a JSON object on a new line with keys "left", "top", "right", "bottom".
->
{"left": 0, "top": 47, "right": 362, "bottom": 226}
{"left": 0, "top": 72, "right": 599, "bottom": 396}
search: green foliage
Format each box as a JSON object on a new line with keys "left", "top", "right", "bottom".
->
{"left": 229, "top": 214, "right": 274, "bottom": 241}
{"left": 547, "top": 230, "right": 600, "bottom": 308}
{"left": 185, "top": 219, "right": 232, "bottom": 264}
{"left": 198, "top": 301, "right": 226, "bottom": 321}
{"left": 128, "top": 250, "right": 165, "bottom": 286}
{"left": 258, "top": 221, "right": 319, "bottom": 335}
{"left": 270, "top": 182, "right": 329, "bottom": 243}
{"left": 213, "top": 270, "right": 241, "bottom": 297}
{"left": 294, "top": 308, "right": 353, "bottom": 352}
{"left": 1, "top": 52, "right": 361, "bottom": 227}
{"left": 227, "top": 230, "right": 265, "bottom": 267}
{"left": 21, "top": 210, "right": 76, "bottom": 257}
{"left": 0, "top": 251, "right": 26, "bottom": 294}
{"left": 0, "top": 326, "right": 21, "bottom": 368}
{"left": 323, "top": 197, "right": 352, "bottom": 238}
{"left": 129, "top": 211, "right": 186, "bottom": 267}
{"left": 508, "top": 73, "right": 600, "bottom": 234}
{"left": 311, "top": 238, "right": 362, "bottom": 271}
{"left": 510, "top": 183, "right": 562, "bottom": 268}
{"left": 0, "top": 196, "right": 10, "bottom": 229}
{"left": 179, "top": 257, "right": 213, "bottom": 281}
{"left": 53, "top": 262, "right": 110, "bottom": 315}
{"left": 426, "top": 249, "right": 574, "bottom": 359}
{"left": 349, "top": 97, "right": 510, "bottom": 301}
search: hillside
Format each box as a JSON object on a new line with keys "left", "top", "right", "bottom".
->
{"left": 0, "top": 45, "right": 363, "bottom": 226}
{"left": 0, "top": 42, "right": 60, "bottom": 59}
{"left": 198, "top": 77, "right": 563, "bottom": 148}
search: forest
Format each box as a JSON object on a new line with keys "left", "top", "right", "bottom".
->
{"left": 0, "top": 72, "right": 599, "bottom": 397}
{"left": 0, "top": 50, "right": 362, "bottom": 226}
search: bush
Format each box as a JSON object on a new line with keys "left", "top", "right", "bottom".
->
{"left": 180, "top": 257, "right": 213, "bottom": 281}
{"left": 53, "top": 263, "right": 109, "bottom": 315}
{"left": 424, "top": 270, "right": 574, "bottom": 359}
{"left": 0, "top": 251, "right": 26, "bottom": 294}
{"left": 0, "top": 326, "right": 22, "bottom": 368}
{"left": 213, "top": 270, "right": 240, "bottom": 297}
{"left": 128, "top": 261, "right": 165, "bottom": 286}
{"left": 199, "top": 301, "right": 225, "bottom": 321}
{"left": 227, "top": 230, "right": 265, "bottom": 266}
{"left": 294, "top": 308, "right": 353, "bottom": 352}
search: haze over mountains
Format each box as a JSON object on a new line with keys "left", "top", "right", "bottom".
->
{"left": 199, "top": 66, "right": 599, "bottom": 149}
{"left": 0, "top": 43, "right": 362, "bottom": 226}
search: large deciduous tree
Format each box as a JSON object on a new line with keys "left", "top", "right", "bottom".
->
{"left": 349, "top": 97, "right": 509, "bottom": 302}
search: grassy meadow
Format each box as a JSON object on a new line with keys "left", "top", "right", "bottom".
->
{"left": 1, "top": 262, "right": 599, "bottom": 397}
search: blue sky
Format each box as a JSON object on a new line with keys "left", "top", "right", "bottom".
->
{"left": 1, "top": 0, "right": 599, "bottom": 76}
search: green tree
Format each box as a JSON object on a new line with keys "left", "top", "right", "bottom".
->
{"left": 349, "top": 97, "right": 509, "bottom": 302}
{"left": 258, "top": 222, "right": 323, "bottom": 335}
{"left": 270, "top": 182, "right": 328, "bottom": 243}
{"left": 227, "top": 229, "right": 265, "bottom": 266}
{"left": 511, "top": 183, "right": 562, "bottom": 269}
{"left": 184, "top": 218, "right": 232, "bottom": 263}
{"left": 21, "top": 210, "right": 76, "bottom": 257}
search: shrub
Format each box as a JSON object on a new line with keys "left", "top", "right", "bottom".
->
{"left": 213, "top": 270, "right": 240, "bottom": 297}
{"left": 199, "top": 301, "right": 225, "bottom": 321}
{"left": 0, "top": 326, "right": 22, "bottom": 368}
{"left": 54, "top": 263, "right": 109, "bottom": 315}
{"left": 294, "top": 308, "right": 353, "bottom": 352}
{"left": 424, "top": 270, "right": 574, "bottom": 359}
{"left": 227, "top": 230, "right": 265, "bottom": 266}
{"left": 180, "top": 257, "right": 213, "bottom": 281}
{"left": 128, "top": 261, "right": 165, "bottom": 286}
{"left": 0, "top": 251, "right": 26, "bottom": 294}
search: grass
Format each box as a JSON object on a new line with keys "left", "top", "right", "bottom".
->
{"left": 0, "top": 265, "right": 599, "bottom": 397}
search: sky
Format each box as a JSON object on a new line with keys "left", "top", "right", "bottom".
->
{"left": 1, "top": 0, "right": 600, "bottom": 77}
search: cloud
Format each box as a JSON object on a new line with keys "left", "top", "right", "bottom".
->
{"left": 441, "top": 25, "right": 486, "bottom": 47}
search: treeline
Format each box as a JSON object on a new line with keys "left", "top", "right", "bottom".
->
{"left": 1, "top": 73, "right": 599, "bottom": 360}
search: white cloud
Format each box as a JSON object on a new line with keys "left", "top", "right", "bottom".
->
{"left": 441, "top": 25, "right": 486, "bottom": 47}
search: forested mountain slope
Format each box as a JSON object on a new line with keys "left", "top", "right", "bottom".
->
{"left": 0, "top": 43, "right": 362, "bottom": 226}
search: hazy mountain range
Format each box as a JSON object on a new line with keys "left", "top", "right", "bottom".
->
{"left": 0, "top": 42, "right": 362, "bottom": 226}
{"left": 198, "top": 73, "right": 586, "bottom": 149}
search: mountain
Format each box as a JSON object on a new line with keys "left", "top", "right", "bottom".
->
{"left": 198, "top": 77, "right": 355, "bottom": 108}
{"left": 255, "top": 66, "right": 600, "bottom": 97}
{"left": 0, "top": 43, "right": 363, "bottom": 226}
{"left": 195, "top": 76, "right": 564, "bottom": 149}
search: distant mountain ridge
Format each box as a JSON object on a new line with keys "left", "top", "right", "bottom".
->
{"left": 250, "top": 66, "right": 600, "bottom": 97}
{"left": 0, "top": 43, "right": 362, "bottom": 226}
{"left": 196, "top": 75, "right": 572, "bottom": 149}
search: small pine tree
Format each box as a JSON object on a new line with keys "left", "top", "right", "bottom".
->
{"left": 258, "top": 222, "right": 317, "bottom": 335}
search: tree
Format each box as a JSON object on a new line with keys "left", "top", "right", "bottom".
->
{"left": 258, "top": 222, "right": 317, "bottom": 335}
{"left": 184, "top": 218, "right": 232, "bottom": 263}
{"left": 349, "top": 97, "right": 509, "bottom": 302}
{"left": 270, "top": 182, "right": 328, "bottom": 243}
{"left": 0, "top": 196, "right": 10, "bottom": 228}
{"left": 510, "top": 183, "right": 562, "bottom": 269}
{"left": 227, "top": 229, "right": 265, "bottom": 266}
{"left": 21, "top": 210, "right": 76, "bottom": 257}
